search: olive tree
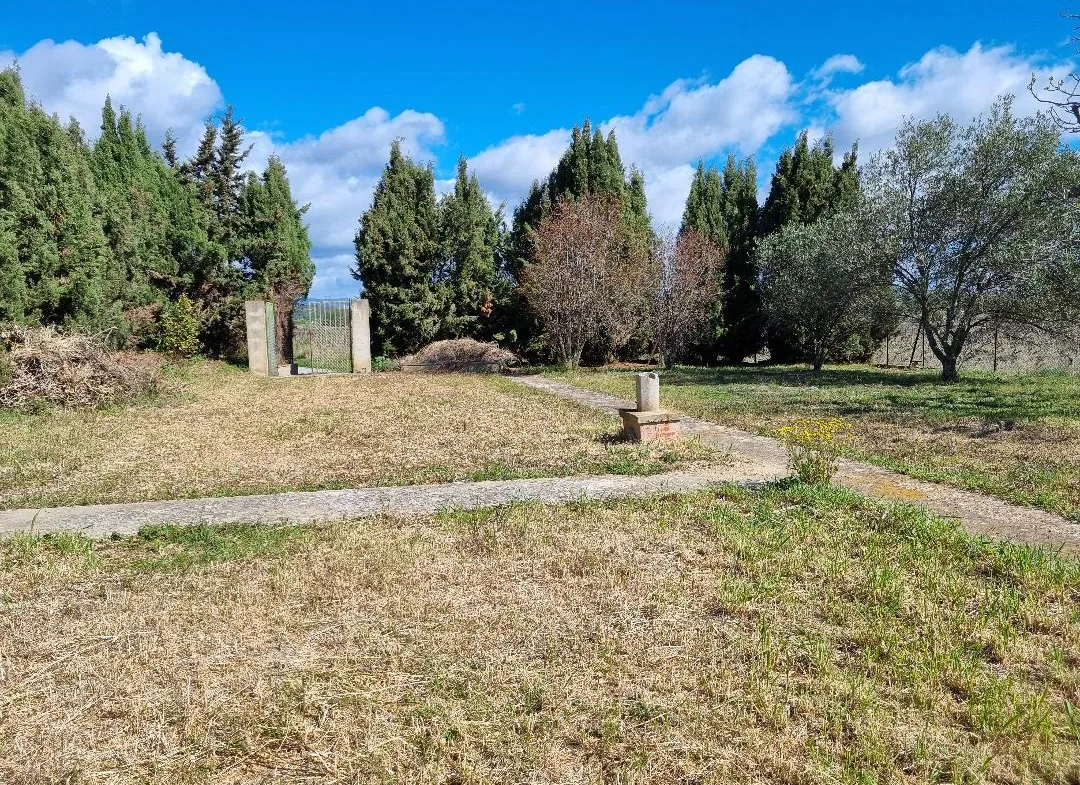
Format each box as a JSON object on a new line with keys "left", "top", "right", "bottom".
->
{"left": 866, "top": 96, "right": 1080, "bottom": 381}
{"left": 758, "top": 209, "right": 897, "bottom": 373}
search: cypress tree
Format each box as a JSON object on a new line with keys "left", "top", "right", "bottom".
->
{"left": 681, "top": 161, "right": 725, "bottom": 245}
{"left": 242, "top": 156, "right": 314, "bottom": 362}
{"left": 506, "top": 119, "right": 652, "bottom": 358}
{"left": 717, "top": 154, "right": 762, "bottom": 362}
{"left": 352, "top": 140, "right": 442, "bottom": 357}
{"left": 438, "top": 155, "right": 502, "bottom": 339}
{"left": 0, "top": 66, "right": 309, "bottom": 359}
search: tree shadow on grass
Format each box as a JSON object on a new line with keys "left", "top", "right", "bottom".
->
{"left": 570, "top": 364, "right": 1080, "bottom": 424}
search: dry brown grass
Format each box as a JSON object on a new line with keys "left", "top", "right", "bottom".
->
{"left": 0, "top": 485, "right": 1077, "bottom": 783}
{"left": 0, "top": 362, "right": 714, "bottom": 510}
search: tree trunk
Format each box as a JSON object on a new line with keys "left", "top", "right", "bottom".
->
{"left": 812, "top": 357, "right": 824, "bottom": 372}
{"left": 940, "top": 354, "right": 959, "bottom": 382}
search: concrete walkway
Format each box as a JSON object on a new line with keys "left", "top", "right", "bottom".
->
{"left": 0, "top": 466, "right": 774, "bottom": 539}
{"left": 514, "top": 375, "right": 1080, "bottom": 553}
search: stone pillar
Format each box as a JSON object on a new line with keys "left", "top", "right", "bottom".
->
{"left": 350, "top": 298, "right": 372, "bottom": 373}
{"left": 245, "top": 300, "right": 270, "bottom": 376}
{"left": 636, "top": 372, "right": 661, "bottom": 412}
{"left": 622, "top": 371, "right": 680, "bottom": 443}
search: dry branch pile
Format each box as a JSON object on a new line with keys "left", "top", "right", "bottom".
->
{"left": 0, "top": 327, "right": 160, "bottom": 410}
{"left": 403, "top": 338, "right": 518, "bottom": 373}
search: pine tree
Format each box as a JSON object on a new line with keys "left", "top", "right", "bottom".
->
{"left": 352, "top": 140, "right": 442, "bottom": 357}
{"left": 438, "top": 155, "right": 502, "bottom": 339}
{"left": 242, "top": 156, "right": 315, "bottom": 361}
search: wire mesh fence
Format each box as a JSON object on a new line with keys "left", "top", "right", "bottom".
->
{"left": 292, "top": 299, "right": 353, "bottom": 374}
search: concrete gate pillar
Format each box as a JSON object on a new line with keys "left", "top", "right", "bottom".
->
{"left": 350, "top": 298, "right": 372, "bottom": 373}
{"left": 245, "top": 300, "right": 278, "bottom": 376}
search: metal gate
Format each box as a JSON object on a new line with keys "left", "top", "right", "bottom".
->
{"left": 292, "top": 299, "right": 353, "bottom": 373}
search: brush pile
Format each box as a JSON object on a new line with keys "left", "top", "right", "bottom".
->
{"left": 0, "top": 327, "right": 161, "bottom": 410}
{"left": 403, "top": 339, "right": 518, "bottom": 373}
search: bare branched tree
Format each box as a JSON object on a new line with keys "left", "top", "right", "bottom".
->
{"left": 520, "top": 195, "right": 649, "bottom": 366}
{"left": 646, "top": 227, "right": 724, "bottom": 367}
{"left": 1029, "top": 12, "right": 1080, "bottom": 132}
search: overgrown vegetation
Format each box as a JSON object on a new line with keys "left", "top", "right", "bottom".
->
{"left": 0, "top": 69, "right": 312, "bottom": 357}
{"left": 0, "top": 360, "right": 716, "bottom": 509}
{"left": 551, "top": 364, "right": 1080, "bottom": 518}
{"left": 1, "top": 485, "right": 1076, "bottom": 783}
{"left": 0, "top": 326, "right": 161, "bottom": 410}
{"left": 777, "top": 417, "right": 852, "bottom": 485}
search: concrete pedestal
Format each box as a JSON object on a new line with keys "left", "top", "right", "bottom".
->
{"left": 620, "top": 409, "right": 682, "bottom": 443}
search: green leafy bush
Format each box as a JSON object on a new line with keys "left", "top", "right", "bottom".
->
{"left": 371, "top": 356, "right": 399, "bottom": 372}
{"left": 159, "top": 295, "right": 199, "bottom": 358}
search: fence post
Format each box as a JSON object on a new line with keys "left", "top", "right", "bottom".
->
{"left": 350, "top": 298, "right": 372, "bottom": 373}
{"left": 245, "top": 300, "right": 271, "bottom": 376}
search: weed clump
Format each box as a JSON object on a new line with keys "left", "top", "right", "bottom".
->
{"left": 777, "top": 417, "right": 851, "bottom": 484}
{"left": 0, "top": 326, "right": 161, "bottom": 411}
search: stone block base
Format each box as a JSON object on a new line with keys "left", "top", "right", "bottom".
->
{"left": 620, "top": 409, "right": 681, "bottom": 443}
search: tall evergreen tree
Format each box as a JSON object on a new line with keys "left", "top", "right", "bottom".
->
{"left": 506, "top": 120, "right": 651, "bottom": 357}
{"left": 438, "top": 156, "right": 503, "bottom": 339}
{"left": 92, "top": 99, "right": 179, "bottom": 342}
{"left": 0, "top": 67, "right": 311, "bottom": 359}
{"left": 0, "top": 69, "right": 109, "bottom": 331}
{"left": 681, "top": 155, "right": 762, "bottom": 362}
{"left": 681, "top": 161, "right": 725, "bottom": 244}
{"left": 717, "top": 154, "right": 762, "bottom": 362}
{"left": 242, "top": 156, "right": 314, "bottom": 362}
{"left": 759, "top": 131, "right": 861, "bottom": 362}
{"left": 352, "top": 140, "right": 442, "bottom": 357}
{"left": 509, "top": 119, "right": 649, "bottom": 276}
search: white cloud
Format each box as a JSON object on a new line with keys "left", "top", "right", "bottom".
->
{"left": 824, "top": 43, "right": 1071, "bottom": 155}
{"left": 467, "top": 55, "right": 797, "bottom": 229}
{"left": 468, "top": 128, "right": 571, "bottom": 209}
{"left": 1, "top": 33, "right": 222, "bottom": 153}
{"left": 811, "top": 54, "right": 865, "bottom": 82}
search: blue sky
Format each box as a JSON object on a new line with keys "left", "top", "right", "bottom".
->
{"left": 1, "top": 0, "right": 1073, "bottom": 297}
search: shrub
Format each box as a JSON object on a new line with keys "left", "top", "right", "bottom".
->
{"left": 371, "top": 356, "right": 399, "bottom": 372}
{"left": 777, "top": 417, "right": 852, "bottom": 485}
{"left": 159, "top": 295, "right": 200, "bottom": 358}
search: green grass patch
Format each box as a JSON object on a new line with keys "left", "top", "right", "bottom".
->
{"left": 549, "top": 364, "right": 1080, "bottom": 518}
